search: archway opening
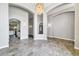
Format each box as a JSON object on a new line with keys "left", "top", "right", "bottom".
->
{"left": 9, "top": 4, "right": 34, "bottom": 41}
{"left": 9, "top": 18, "right": 20, "bottom": 40}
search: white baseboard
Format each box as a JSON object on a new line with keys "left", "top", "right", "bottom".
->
{"left": 0, "top": 45, "right": 9, "bottom": 49}
{"left": 74, "top": 47, "right": 79, "bottom": 50}
{"left": 21, "top": 38, "right": 28, "bottom": 40}
{"left": 34, "top": 37, "right": 47, "bottom": 40}
{"left": 48, "top": 36, "right": 54, "bottom": 38}
{"left": 48, "top": 36, "right": 74, "bottom": 41}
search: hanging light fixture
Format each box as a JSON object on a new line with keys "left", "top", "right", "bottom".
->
{"left": 35, "top": 3, "right": 44, "bottom": 15}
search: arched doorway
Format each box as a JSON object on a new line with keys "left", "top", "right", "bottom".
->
{"left": 9, "top": 4, "right": 34, "bottom": 40}
{"left": 9, "top": 3, "right": 34, "bottom": 40}
{"left": 9, "top": 18, "right": 20, "bottom": 40}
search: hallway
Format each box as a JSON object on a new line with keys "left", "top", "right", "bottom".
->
{"left": 0, "top": 38, "right": 76, "bottom": 56}
{"left": 0, "top": 3, "right": 79, "bottom": 56}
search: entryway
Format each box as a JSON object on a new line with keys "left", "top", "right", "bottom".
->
{"left": 9, "top": 18, "right": 20, "bottom": 40}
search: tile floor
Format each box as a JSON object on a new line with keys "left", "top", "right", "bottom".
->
{"left": 0, "top": 37, "right": 75, "bottom": 56}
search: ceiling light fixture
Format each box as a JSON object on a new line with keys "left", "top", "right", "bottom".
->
{"left": 35, "top": 3, "right": 44, "bottom": 15}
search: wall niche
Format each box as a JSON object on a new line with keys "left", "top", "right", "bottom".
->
{"left": 37, "top": 14, "right": 43, "bottom": 34}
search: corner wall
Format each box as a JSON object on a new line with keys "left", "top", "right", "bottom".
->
{"left": 0, "top": 3, "right": 9, "bottom": 49}
{"left": 34, "top": 12, "right": 47, "bottom": 40}
{"left": 75, "top": 4, "right": 79, "bottom": 49}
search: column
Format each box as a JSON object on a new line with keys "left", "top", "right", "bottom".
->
{"left": 34, "top": 12, "right": 47, "bottom": 40}
{"left": 75, "top": 4, "right": 79, "bottom": 49}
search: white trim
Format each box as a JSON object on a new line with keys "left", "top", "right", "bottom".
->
{"left": 34, "top": 37, "right": 47, "bottom": 40}
{"left": 0, "top": 45, "right": 9, "bottom": 49}
{"left": 48, "top": 6, "right": 75, "bottom": 17}
{"left": 9, "top": 3, "right": 34, "bottom": 14}
{"left": 48, "top": 3, "right": 75, "bottom": 16}
{"left": 20, "top": 38, "right": 28, "bottom": 40}
{"left": 46, "top": 3, "right": 63, "bottom": 13}
{"left": 48, "top": 36, "right": 74, "bottom": 41}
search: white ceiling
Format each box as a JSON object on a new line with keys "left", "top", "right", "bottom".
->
{"left": 44, "top": 3, "right": 55, "bottom": 9}
{"left": 24, "top": 3, "right": 55, "bottom": 18}
{"left": 11, "top": 3, "right": 62, "bottom": 13}
{"left": 22, "top": 3, "right": 62, "bottom": 19}
{"left": 26, "top": 3, "right": 56, "bottom": 10}
{"left": 10, "top": 3, "right": 63, "bottom": 19}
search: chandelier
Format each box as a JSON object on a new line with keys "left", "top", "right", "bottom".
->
{"left": 35, "top": 3, "right": 44, "bottom": 15}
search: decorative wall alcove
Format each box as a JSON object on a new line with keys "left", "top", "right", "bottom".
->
{"left": 37, "top": 14, "right": 43, "bottom": 34}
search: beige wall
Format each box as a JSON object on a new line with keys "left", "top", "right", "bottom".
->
{"left": 75, "top": 4, "right": 79, "bottom": 49}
